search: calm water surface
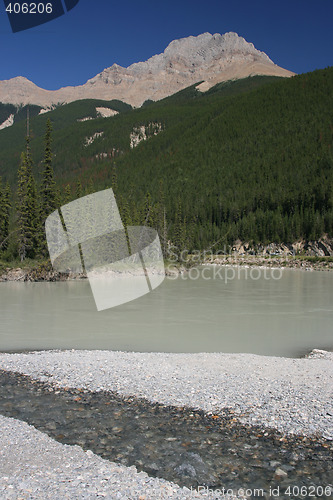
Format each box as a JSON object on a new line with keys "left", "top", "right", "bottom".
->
{"left": 1, "top": 267, "right": 332, "bottom": 356}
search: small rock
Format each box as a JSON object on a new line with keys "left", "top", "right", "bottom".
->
{"left": 274, "top": 468, "right": 288, "bottom": 480}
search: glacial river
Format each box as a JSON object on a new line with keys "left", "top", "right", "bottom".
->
{"left": 0, "top": 266, "right": 332, "bottom": 356}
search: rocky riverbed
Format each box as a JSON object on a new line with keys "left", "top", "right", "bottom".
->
{"left": 0, "top": 263, "right": 184, "bottom": 282}
{"left": 0, "top": 349, "right": 332, "bottom": 499}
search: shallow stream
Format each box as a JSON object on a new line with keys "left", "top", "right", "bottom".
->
{"left": 1, "top": 371, "right": 332, "bottom": 499}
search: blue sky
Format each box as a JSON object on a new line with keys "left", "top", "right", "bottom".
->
{"left": 0, "top": 0, "right": 332, "bottom": 90}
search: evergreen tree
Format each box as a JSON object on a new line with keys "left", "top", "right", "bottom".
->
{"left": 155, "top": 180, "right": 168, "bottom": 254}
{"left": 142, "top": 191, "right": 152, "bottom": 225}
{"left": 111, "top": 164, "right": 118, "bottom": 194}
{"left": 16, "top": 141, "right": 38, "bottom": 261}
{"left": 119, "top": 195, "right": 132, "bottom": 229}
{"left": 63, "top": 184, "right": 71, "bottom": 205}
{"left": 172, "top": 198, "right": 186, "bottom": 260}
{"left": 117, "top": 194, "right": 132, "bottom": 252}
{"left": 0, "top": 177, "right": 4, "bottom": 246}
{"left": 40, "top": 119, "right": 57, "bottom": 218}
{"left": 0, "top": 178, "right": 11, "bottom": 251}
{"left": 3, "top": 182, "right": 11, "bottom": 249}
{"left": 76, "top": 179, "right": 83, "bottom": 199}
{"left": 39, "top": 119, "right": 57, "bottom": 254}
{"left": 87, "top": 178, "right": 94, "bottom": 195}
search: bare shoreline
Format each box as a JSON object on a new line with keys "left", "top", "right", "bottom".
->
{"left": 1, "top": 349, "right": 332, "bottom": 440}
{"left": 0, "top": 349, "right": 332, "bottom": 499}
{"left": 1, "top": 255, "right": 333, "bottom": 283}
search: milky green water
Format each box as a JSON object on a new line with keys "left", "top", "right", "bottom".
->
{"left": 1, "top": 267, "right": 332, "bottom": 356}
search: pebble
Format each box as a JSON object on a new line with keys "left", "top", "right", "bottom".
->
{"left": 274, "top": 468, "right": 288, "bottom": 480}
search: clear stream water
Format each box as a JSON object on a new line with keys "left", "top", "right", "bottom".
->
{"left": 1, "top": 267, "right": 333, "bottom": 356}
{"left": 0, "top": 370, "right": 332, "bottom": 499}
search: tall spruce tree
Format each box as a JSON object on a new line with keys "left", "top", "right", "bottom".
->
{"left": 143, "top": 191, "right": 152, "bottom": 225}
{"left": 111, "top": 164, "right": 118, "bottom": 194}
{"left": 0, "top": 178, "right": 10, "bottom": 251}
{"left": 76, "top": 179, "right": 82, "bottom": 199}
{"left": 157, "top": 180, "right": 168, "bottom": 255}
{"left": 0, "top": 177, "right": 4, "bottom": 247}
{"left": 0, "top": 180, "right": 12, "bottom": 254}
{"left": 2, "top": 182, "right": 11, "bottom": 251}
{"left": 63, "top": 184, "right": 71, "bottom": 205}
{"left": 17, "top": 138, "right": 38, "bottom": 261}
{"left": 41, "top": 119, "right": 57, "bottom": 219}
{"left": 39, "top": 119, "right": 57, "bottom": 254}
{"left": 173, "top": 198, "right": 186, "bottom": 260}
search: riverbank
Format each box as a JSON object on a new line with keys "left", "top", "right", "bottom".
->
{"left": 203, "top": 254, "right": 333, "bottom": 271}
{"left": 2, "top": 412, "right": 229, "bottom": 500}
{"left": 1, "top": 349, "right": 332, "bottom": 439}
{"left": 1, "top": 235, "right": 333, "bottom": 281}
{"left": 0, "top": 261, "right": 85, "bottom": 282}
{"left": 0, "top": 349, "right": 332, "bottom": 499}
{"left": 1, "top": 414, "right": 223, "bottom": 500}
{"left": 1, "top": 255, "right": 333, "bottom": 282}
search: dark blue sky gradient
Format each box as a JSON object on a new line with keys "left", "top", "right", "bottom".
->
{"left": 0, "top": 0, "right": 332, "bottom": 90}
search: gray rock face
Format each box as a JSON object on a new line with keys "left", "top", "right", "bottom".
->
{"left": 85, "top": 31, "right": 282, "bottom": 98}
{"left": 132, "top": 31, "right": 273, "bottom": 73}
{"left": 97, "top": 31, "right": 272, "bottom": 79}
{"left": 231, "top": 235, "right": 333, "bottom": 257}
{"left": 0, "top": 32, "right": 294, "bottom": 107}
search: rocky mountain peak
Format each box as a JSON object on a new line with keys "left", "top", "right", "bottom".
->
{"left": 127, "top": 31, "right": 273, "bottom": 76}
{"left": 0, "top": 31, "right": 294, "bottom": 108}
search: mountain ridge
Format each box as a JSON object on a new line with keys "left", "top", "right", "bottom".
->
{"left": 0, "top": 32, "right": 294, "bottom": 108}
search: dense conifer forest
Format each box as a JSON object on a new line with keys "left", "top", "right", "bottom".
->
{"left": 0, "top": 68, "right": 332, "bottom": 262}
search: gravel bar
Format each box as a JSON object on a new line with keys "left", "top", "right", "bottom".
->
{"left": 0, "top": 415, "right": 233, "bottom": 499}
{"left": 0, "top": 349, "right": 332, "bottom": 499}
{"left": 1, "top": 349, "right": 332, "bottom": 438}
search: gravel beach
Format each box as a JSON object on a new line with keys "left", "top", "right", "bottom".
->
{"left": 0, "top": 349, "right": 332, "bottom": 499}
{"left": 1, "top": 414, "right": 233, "bottom": 500}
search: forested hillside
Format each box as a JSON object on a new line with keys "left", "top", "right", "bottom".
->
{"left": 0, "top": 98, "right": 132, "bottom": 182}
{"left": 0, "top": 69, "right": 332, "bottom": 261}
{"left": 0, "top": 103, "right": 42, "bottom": 129}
